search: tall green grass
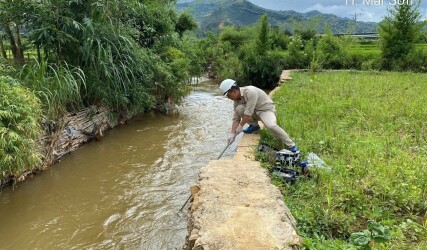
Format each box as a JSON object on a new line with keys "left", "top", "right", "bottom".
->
{"left": 19, "top": 60, "right": 85, "bottom": 119}
{"left": 80, "top": 21, "right": 156, "bottom": 113}
{"left": 270, "top": 71, "right": 427, "bottom": 249}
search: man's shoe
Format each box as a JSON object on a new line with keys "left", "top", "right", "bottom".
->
{"left": 288, "top": 145, "right": 299, "bottom": 153}
{"left": 243, "top": 125, "right": 260, "bottom": 134}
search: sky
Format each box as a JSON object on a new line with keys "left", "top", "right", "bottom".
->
{"left": 247, "top": 0, "right": 427, "bottom": 22}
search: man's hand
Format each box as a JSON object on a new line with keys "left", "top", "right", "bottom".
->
{"left": 236, "top": 125, "right": 243, "bottom": 134}
{"left": 227, "top": 133, "right": 236, "bottom": 145}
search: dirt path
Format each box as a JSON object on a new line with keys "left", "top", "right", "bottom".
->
{"left": 184, "top": 71, "right": 299, "bottom": 250}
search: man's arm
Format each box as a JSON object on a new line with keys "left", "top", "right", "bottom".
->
{"left": 244, "top": 89, "right": 258, "bottom": 117}
{"left": 231, "top": 120, "right": 240, "bottom": 133}
{"left": 231, "top": 115, "right": 250, "bottom": 134}
{"left": 239, "top": 115, "right": 251, "bottom": 127}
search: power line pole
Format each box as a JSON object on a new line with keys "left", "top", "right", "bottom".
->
{"left": 350, "top": 13, "right": 362, "bottom": 35}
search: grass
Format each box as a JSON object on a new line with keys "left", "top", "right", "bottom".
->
{"left": 347, "top": 41, "right": 381, "bottom": 57}
{"left": 265, "top": 71, "right": 427, "bottom": 249}
{"left": 19, "top": 60, "right": 85, "bottom": 119}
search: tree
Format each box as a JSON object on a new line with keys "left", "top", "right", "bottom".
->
{"left": 175, "top": 12, "right": 197, "bottom": 38}
{"left": 239, "top": 15, "right": 283, "bottom": 89}
{"left": 27, "top": 0, "right": 86, "bottom": 63}
{"left": 14, "top": 0, "right": 193, "bottom": 117}
{"left": 269, "top": 26, "right": 290, "bottom": 50}
{"left": 256, "top": 14, "right": 269, "bottom": 54}
{"left": 294, "top": 29, "right": 316, "bottom": 41}
{"left": 0, "top": 31, "right": 7, "bottom": 59}
{"left": 219, "top": 26, "right": 250, "bottom": 49}
{"left": 379, "top": 0, "right": 422, "bottom": 70}
{"left": 197, "top": 32, "right": 221, "bottom": 78}
{"left": 0, "top": 0, "right": 27, "bottom": 63}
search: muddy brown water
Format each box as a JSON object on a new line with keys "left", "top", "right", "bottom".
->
{"left": 0, "top": 81, "right": 242, "bottom": 249}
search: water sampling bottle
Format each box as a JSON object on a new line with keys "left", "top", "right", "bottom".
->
{"left": 300, "top": 161, "right": 309, "bottom": 175}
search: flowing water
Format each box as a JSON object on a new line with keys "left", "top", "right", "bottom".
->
{"left": 0, "top": 81, "right": 241, "bottom": 249}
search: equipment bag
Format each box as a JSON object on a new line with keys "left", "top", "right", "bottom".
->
{"left": 257, "top": 143, "right": 303, "bottom": 183}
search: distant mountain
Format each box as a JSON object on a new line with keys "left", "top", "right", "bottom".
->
{"left": 176, "top": 0, "right": 378, "bottom": 34}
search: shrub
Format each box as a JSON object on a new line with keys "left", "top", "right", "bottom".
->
{"left": 218, "top": 53, "right": 244, "bottom": 82}
{"left": 403, "top": 47, "right": 427, "bottom": 72}
{"left": 239, "top": 46, "right": 285, "bottom": 89}
{"left": 360, "top": 58, "right": 381, "bottom": 71}
{"left": 0, "top": 77, "right": 43, "bottom": 181}
{"left": 287, "top": 36, "right": 309, "bottom": 69}
{"left": 316, "top": 34, "right": 346, "bottom": 69}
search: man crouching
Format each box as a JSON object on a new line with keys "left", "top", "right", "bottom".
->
{"left": 220, "top": 79, "right": 299, "bottom": 153}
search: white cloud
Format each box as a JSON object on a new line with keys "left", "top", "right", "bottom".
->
{"left": 247, "top": 0, "right": 427, "bottom": 22}
{"left": 305, "top": 3, "right": 389, "bottom": 22}
{"left": 305, "top": 4, "right": 351, "bottom": 17}
{"left": 421, "top": 7, "right": 427, "bottom": 20}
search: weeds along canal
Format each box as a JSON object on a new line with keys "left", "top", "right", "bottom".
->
{"left": 0, "top": 80, "right": 240, "bottom": 249}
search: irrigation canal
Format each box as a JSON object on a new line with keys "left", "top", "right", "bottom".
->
{"left": 0, "top": 80, "right": 240, "bottom": 249}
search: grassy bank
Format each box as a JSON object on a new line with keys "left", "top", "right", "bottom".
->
{"left": 267, "top": 71, "right": 427, "bottom": 249}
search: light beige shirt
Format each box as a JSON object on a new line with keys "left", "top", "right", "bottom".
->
{"left": 233, "top": 86, "right": 275, "bottom": 120}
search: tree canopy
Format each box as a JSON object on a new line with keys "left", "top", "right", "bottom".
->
{"left": 380, "top": 0, "right": 424, "bottom": 70}
{"left": 0, "top": 0, "right": 196, "bottom": 117}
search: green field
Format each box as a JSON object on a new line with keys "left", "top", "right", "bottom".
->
{"left": 348, "top": 41, "right": 381, "bottom": 58}
{"left": 348, "top": 41, "right": 427, "bottom": 57}
{"left": 264, "top": 71, "right": 427, "bottom": 249}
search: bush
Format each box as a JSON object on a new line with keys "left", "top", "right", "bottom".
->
{"left": 316, "top": 34, "right": 346, "bottom": 69}
{"left": 218, "top": 53, "right": 244, "bottom": 82}
{"left": 0, "top": 77, "right": 43, "bottom": 181}
{"left": 287, "top": 36, "right": 310, "bottom": 69}
{"left": 403, "top": 48, "right": 427, "bottom": 72}
{"left": 360, "top": 58, "right": 381, "bottom": 71}
{"left": 239, "top": 45, "right": 286, "bottom": 89}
